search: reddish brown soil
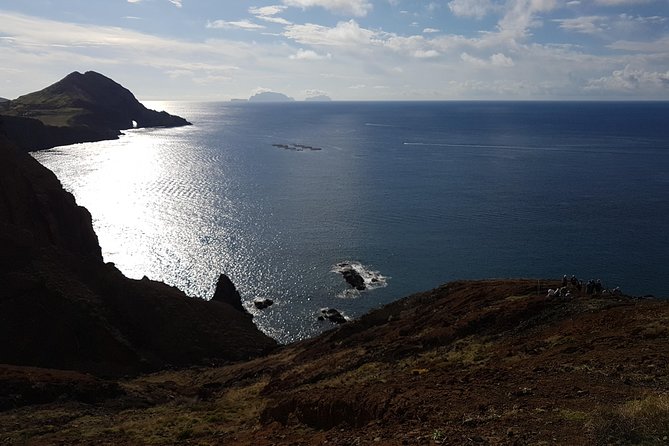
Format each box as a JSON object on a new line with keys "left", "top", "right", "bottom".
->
{"left": 2, "top": 279, "right": 668, "bottom": 445}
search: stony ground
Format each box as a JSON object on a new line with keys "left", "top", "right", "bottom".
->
{"left": 2, "top": 279, "right": 668, "bottom": 445}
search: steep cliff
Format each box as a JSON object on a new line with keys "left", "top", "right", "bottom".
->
{"left": 0, "top": 135, "right": 276, "bottom": 376}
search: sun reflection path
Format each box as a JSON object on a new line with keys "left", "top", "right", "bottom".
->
{"left": 32, "top": 127, "right": 250, "bottom": 301}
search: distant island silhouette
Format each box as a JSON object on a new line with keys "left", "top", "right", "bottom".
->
{"left": 248, "top": 91, "right": 295, "bottom": 102}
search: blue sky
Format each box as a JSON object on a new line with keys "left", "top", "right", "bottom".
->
{"left": 1, "top": 0, "right": 668, "bottom": 100}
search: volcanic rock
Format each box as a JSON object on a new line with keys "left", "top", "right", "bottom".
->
{"left": 254, "top": 298, "right": 274, "bottom": 310}
{"left": 212, "top": 273, "right": 249, "bottom": 315}
{"left": 0, "top": 135, "right": 275, "bottom": 376}
{"left": 341, "top": 267, "right": 366, "bottom": 291}
{"left": 319, "top": 308, "right": 347, "bottom": 324}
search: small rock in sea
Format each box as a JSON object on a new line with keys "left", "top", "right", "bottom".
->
{"left": 338, "top": 264, "right": 366, "bottom": 290}
{"left": 253, "top": 298, "right": 274, "bottom": 310}
{"left": 320, "top": 308, "right": 347, "bottom": 324}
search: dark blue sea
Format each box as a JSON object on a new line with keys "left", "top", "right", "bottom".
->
{"left": 34, "top": 101, "right": 669, "bottom": 342}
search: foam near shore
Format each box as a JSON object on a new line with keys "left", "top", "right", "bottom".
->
{"left": 332, "top": 261, "right": 389, "bottom": 298}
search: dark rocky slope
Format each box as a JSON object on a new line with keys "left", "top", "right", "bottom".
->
{"left": 0, "top": 135, "right": 276, "bottom": 377}
{"left": 0, "top": 71, "right": 190, "bottom": 151}
{"left": 2, "top": 279, "right": 668, "bottom": 445}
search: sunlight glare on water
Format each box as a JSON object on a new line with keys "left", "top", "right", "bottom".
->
{"left": 33, "top": 101, "right": 669, "bottom": 343}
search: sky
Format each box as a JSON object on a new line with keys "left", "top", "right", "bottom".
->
{"left": 1, "top": 0, "right": 668, "bottom": 101}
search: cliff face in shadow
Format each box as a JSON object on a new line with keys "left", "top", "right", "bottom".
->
{"left": 0, "top": 115, "right": 119, "bottom": 151}
{"left": 0, "top": 135, "right": 276, "bottom": 377}
{"left": 0, "top": 71, "right": 190, "bottom": 151}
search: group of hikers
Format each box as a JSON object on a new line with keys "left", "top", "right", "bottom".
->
{"left": 546, "top": 274, "right": 622, "bottom": 299}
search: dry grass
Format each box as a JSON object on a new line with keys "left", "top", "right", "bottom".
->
{"left": 446, "top": 337, "right": 492, "bottom": 365}
{"left": 0, "top": 378, "right": 271, "bottom": 445}
{"left": 589, "top": 393, "right": 669, "bottom": 445}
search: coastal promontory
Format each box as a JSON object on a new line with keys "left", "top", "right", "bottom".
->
{"left": 0, "top": 71, "right": 190, "bottom": 151}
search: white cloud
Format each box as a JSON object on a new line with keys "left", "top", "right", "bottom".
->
{"left": 289, "top": 48, "right": 332, "bottom": 60}
{"left": 304, "top": 89, "right": 331, "bottom": 98}
{"left": 2, "top": 2, "right": 667, "bottom": 101}
{"left": 415, "top": 49, "right": 440, "bottom": 58}
{"left": 206, "top": 20, "right": 265, "bottom": 30}
{"left": 554, "top": 16, "right": 608, "bottom": 34}
{"left": 461, "top": 52, "right": 488, "bottom": 66}
{"left": 283, "top": 20, "right": 376, "bottom": 46}
{"left": 618, "top": 14, "right": 667, "bottom": 25}
{"left": 461, "top": 52, "right": 515, "bottom": 67}
{"left": 608, "top": 35, "right": 669, "bottom": 52}
{"left": 496, "top": 0, "right": 558, "bottom": 43}
{"left": 586, "top": 65, "right": 669, "bottom": 91}
{"left": 284, "top": 21, "right": 442, "bottom": 59}
{"left": 448, "top": 0, "right": 496, "bottom": 19}
{"left": 491, "top": 52, "right": 515, "bottom": 66}
{"left": 0, "top": 11, "right": 261, "bottom": 95}
{"left": 249, "top": 5, "right": 287, "bottom": 16}
{"left": 249, "top": 5, "right": 292, "bottom": 25}
{"left": 282, "top": 0, "right": 373, "bottom": 17}
{"left": 168, "top": 0, "right": 182, "bottom": 8}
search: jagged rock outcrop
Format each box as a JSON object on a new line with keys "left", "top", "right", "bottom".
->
{"left": 212, "top": 273, "right": 249, "bottom": 315}
{"left": 0, "top": 135, "right": 276, "bottom": 376}
{"left": 0, "top": 71, "right": 190, "bottom": 151}
{"left": 254, "top": 298, "right": 274, "bottom": 310}
{"left": 318, "top": 308, "right": 347, "bottom": 324}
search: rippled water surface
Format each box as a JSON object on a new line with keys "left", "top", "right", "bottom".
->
{"left": 33, "top": 101, "right": 669, "bottom": 342}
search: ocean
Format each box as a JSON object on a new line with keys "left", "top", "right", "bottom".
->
{"left": 33, "top": 101, "right": 669, "bottom": 343}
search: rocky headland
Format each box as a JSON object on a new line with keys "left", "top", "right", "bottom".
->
{"left": 1, "top": 73, "right": 668, "bottom": 445}
{"left": 0, "top": 71, "right": 190, "bottom": 151}
{"left": 0, "top": 133, "right": 276, "bottom": 378}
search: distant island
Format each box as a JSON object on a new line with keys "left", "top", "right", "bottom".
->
{"left": 305, "top": 94, "right": 332, "bottom": 102}
{"left": 248, "top": 91, "right": 294, "bottom": 102}
{"left": 0, "top": 71, "right": 191, "bottom": 151}
{"left": 234, "top": 93, "right": 332, "bottom": 102}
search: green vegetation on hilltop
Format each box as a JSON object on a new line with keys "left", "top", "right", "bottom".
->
{"left": 0, "top": 71, "right": 190, "bottom": 151}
